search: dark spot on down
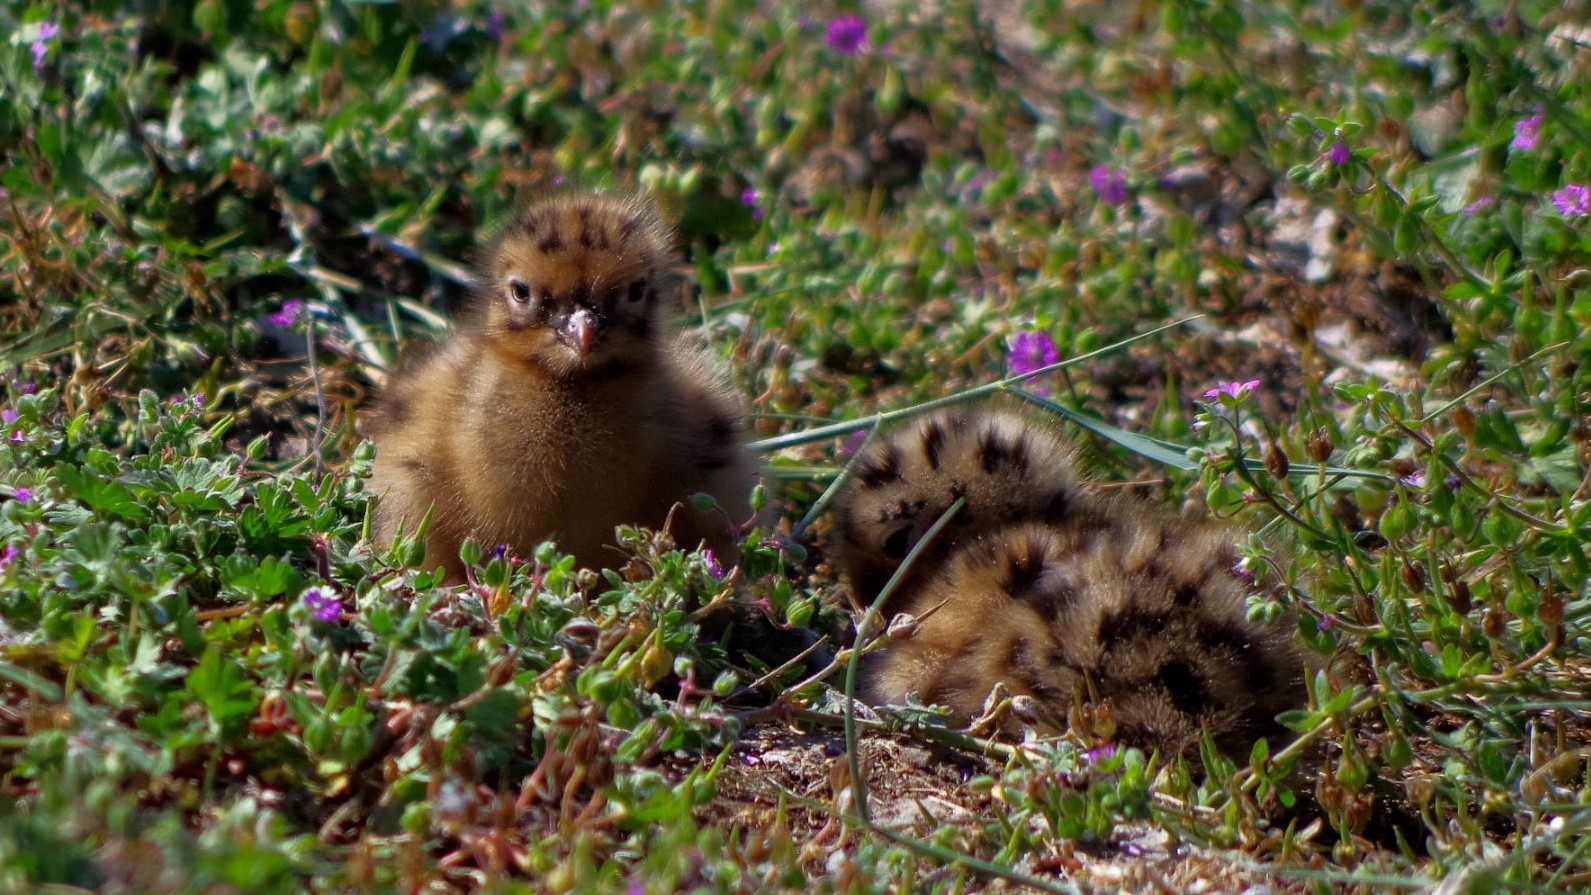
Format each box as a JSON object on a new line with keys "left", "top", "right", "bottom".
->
{"left": 1173, "top": 583, "right": 1200, "bottom": 607}
{"left": 537, "top": 231, "right": 564, "bottom": 254}
{"left": 1018, "top": 573, "right": 1077, "bottom": 622}
{"left": 1040, "top": 488, "right": 1072, "bottom": 524}
{"left": 576, "top": 208, "right": 596, "bottom": 248}
{"left": 976, "top": 429, "right": 1028, "bottom": 475}
{"left": 620, "top": 214, "right": 645, "bottom": 238}
{"left": 1199, "top": 622, "right": 1279, "bottom": 693}
{"left": 1097, "top": 608, "right": 1170, "bottom": 649}
{"left": 856, "top": 444, "right": 903, "bottom": 489}
{"left": 921, "top": 419, "right": 946, "bottom": 470}
{"left": 1155, "top": 660, "right": 1216, "bottom": 717}
{"left": 1001, "top": 543, "right": 1044, "bottom": 596}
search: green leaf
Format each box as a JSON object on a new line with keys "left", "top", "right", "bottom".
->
{"left": 186, "top": 648, "right": 259, "bottom": 732}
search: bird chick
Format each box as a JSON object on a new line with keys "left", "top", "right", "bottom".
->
{"left": 831, "top": 408, "right": 1099, "bottom": 612}
{"left": 365, "top": 193, "right": 761, "bottom": 580}
{"left": 832, "top": 408, "right": 1308, "bottom": 759}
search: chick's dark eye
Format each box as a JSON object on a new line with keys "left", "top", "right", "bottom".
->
{"left": 882, "top": 527, "right": 912, "bottom": 561}
{"left": 508, "top": 279, "right": 531, "bottom": 303}
{"left": 625, "top": 278, "right": 651, "bottom": 304}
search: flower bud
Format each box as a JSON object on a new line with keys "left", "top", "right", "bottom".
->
{"left": 886, "top": 612, "right": 919, "bottom": 640}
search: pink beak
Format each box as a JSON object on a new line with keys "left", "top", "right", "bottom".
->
{"left": 564, "top": 308, "right": 597, "bottom": 356}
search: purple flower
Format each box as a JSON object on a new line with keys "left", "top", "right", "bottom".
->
{"left": 0, "top": 544, "right": 15, "bottom": 571}
{"left": 1327, "top": 138, "right": 1351, "bottom": 166}
{"left": 301, "top": 587, "right": 344, "bottom": 623}
{"left": 1463, "top": 195, "right": 1496, "bottom": 217}
{"left": 12, "top": 488, "right": 32, "bottom": 503}
{"left": 1511, "top": 108, "right": 1543, "bottom": 151}
{"left": 841, "top": 430, "right": 868, "bottom": 457}
{"left": 1445, "top": 475, "right": 1462, "bottom": 492}
{"left": 8, "top": 431, "right": 22, "bottom": 443}
{"left": 492, "top": 543, "right": 508, "bottom": 561}
{"left": 740, "top": 188, "right": 763, "bottom": 221}
{"left": 1203, "top": 379, "right": 1262, "bottom": 403}
{"left": 1400, "top": 471, "right": 1426, "bottom": 488}
{"left": 824, "top": 15, "right": 868, "bottom": 54}
{"left": 1232, "top": 558, "right": 1257, "bottom": 586}
{"left": 1008, "top": 331, "right": 1059, "bottom": 395}
{"left": 701, "top": 549, "right": 725, "bottom": 580}
{"left": 1, "top": 409, "right": 16, "bottom": 425}
{"left": 17, "top": 383, "right": 36, "bottom": 395}
{"left": 1089, "top": 165, "right": 1128, "bottom": 205}
{"left": 1085, "top": 743, "right": 1118, "bottom": 765}
{"left": 269, "top": 299, "right": 305, "bottom": 327}
{"left": 1552, "top": 184, "right": 1590, "bottom": 217}
{"left": 30, "top": 21, "right": 58, "bottom": 71}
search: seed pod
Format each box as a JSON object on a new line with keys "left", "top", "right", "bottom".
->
{"left": 1483, "top": 604, "right": 1507, "bottom": 640}
{"left": 1266, "top": 443, "right": 1291, "bottom": 479}
{"left": 1309, "top": 427, "right": 1334, "bottom": 462}
{"left": 1400, "top": 561, "right": 1427, "bottom": 593}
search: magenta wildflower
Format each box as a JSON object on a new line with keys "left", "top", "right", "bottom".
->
{"left": 30, "top": 21, "right": 58, "bottom": 71}
{"left": 1511, "top": 108, "right": 1543, "bottom": 150}
{"left": 1399, "top": 471, "right": 1426, "bottom": 488}
{"left": 824, "top": 14, "right": 868, "bottom": 53}
{"left": 701, "top": 549, "right": 725, "bottom": 580}
{"left": 12, "top": 488, "right": 32, "bottom": 503}
{"left": 1232, "top": 558, "right": 1257, "bottom": 586}
{"left": 1, "top": 409, "right": 16, "bottom": 425}
{"left": 1327, "top": 138, "right": 1351, "bottom": 166}
{"left": 1008, "top": 330, "right": 1059, "bottom": 382}
{"left": 1552, "top": 184, "right": 1590, "bottom": 216}
{"left": 841, "top": 429, "right": 868, "bottom": 457}
{"left": 269, "top": 299, "right": 305, "bottom": 327}
{"left": 1089, "top": 165, "right": 1128, "bottom": 205}
{"left": 8, "top": 431, "right": 22, "bottom": 443}
{"left": 740, "top": 187, "right": 763, "bottom": 221}
{"left": 0, "top": 544, "right": 15, "bottom": 571}
{"left": 1203, "top": 379, "right": 1262, "bottom": 402}
{"left": 1085, "top": 743, "right": 1118, "bottom": 765}
{"left": 1008, "top": 330, "right": 1059, "bottom": 376}
{"left": 301, "top": 587, "right": 344, "bottom": 623}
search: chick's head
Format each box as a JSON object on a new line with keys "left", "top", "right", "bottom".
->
{"left": 482, "top": 193, "right": 677, "bottom": 378}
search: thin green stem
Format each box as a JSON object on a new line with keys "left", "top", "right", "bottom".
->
{"left": 844, "top": 497, "right": 965, "bottom": 827}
